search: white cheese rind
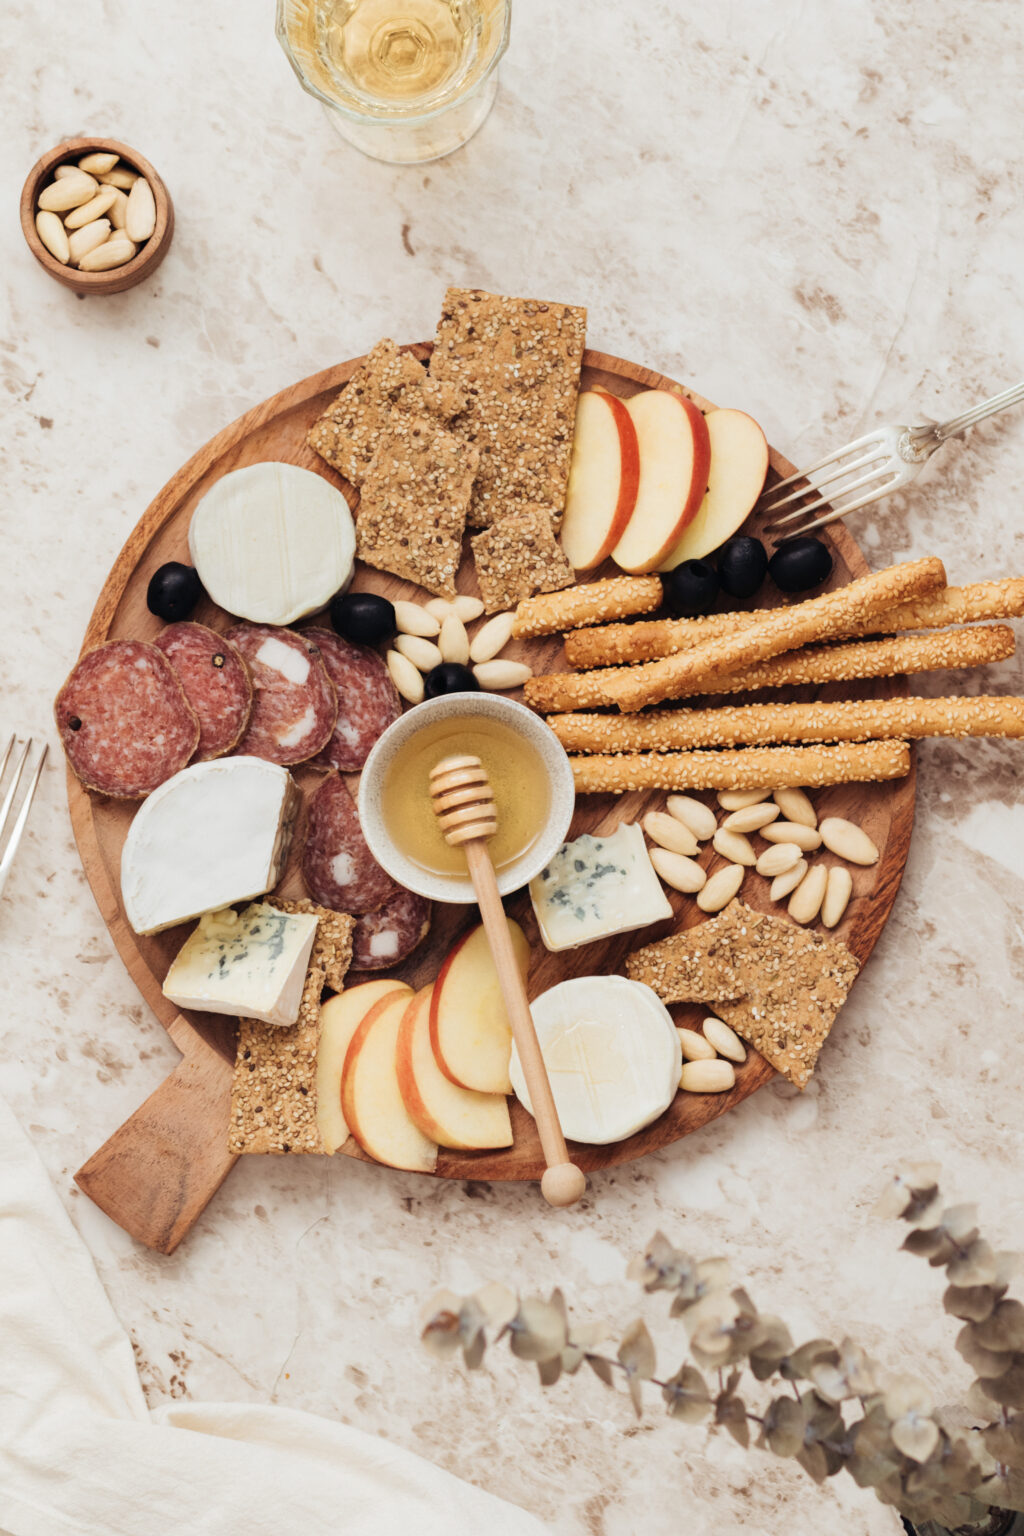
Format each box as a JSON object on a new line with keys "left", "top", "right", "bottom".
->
{"left": 529, "top": 822, "right": 673, "bottom": 952}
{"left": 120, "top": 757, "right": 301, "bottom": 935}
{"left": 188, "top": 462, "right": 356, "bottom": 626}
{"left": 162, "top": 902, "right": 318, "bottom": 1026}
{"left": 510, "top": 976, "right": 681, "bottom": 1144}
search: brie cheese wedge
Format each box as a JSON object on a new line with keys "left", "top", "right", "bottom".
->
{"left": 510, "top": 975, "right": 681, "bottom": 1145}
{"left": 529, "top": 822, "right": 673, "bottom": 952}
{"left": 163, "top": 903, "right": 318, "bottom": 1026}
{"left": 120, "top": 757, "right": 301, "bottom": 935}
{"left": 188, "top": 462, "right": 356, "bottom": 626}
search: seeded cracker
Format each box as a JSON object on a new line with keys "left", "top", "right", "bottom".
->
{"left": 429, "top": 287, "right": 587, "bottom": 529}
{"left": 626, "top": 907, "right": 747, "bottom": 1004}
{"left": 354, "top": 412, "right": 479, "bottom": 597}
{"left": 229, "top": 901, "right": 355, "bottom": 1155}
{"left": 471, "top": 506, "right": 576, "bottom": 613}
{"left": 306, "top": 339, "right": 464, "bottom": 486}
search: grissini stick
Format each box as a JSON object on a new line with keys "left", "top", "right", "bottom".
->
{"left": 428, "top": 754, "right": 586, "bottom": 1209}
{"left": 569, "top": 739, "right": 911, "bottom": 795}
{"left": 512, "top": 575, "right": 663, "bottom": 638}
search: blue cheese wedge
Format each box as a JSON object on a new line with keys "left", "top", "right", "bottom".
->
{"left": 529, "top": 822, "right": 673, "bottom": 952}
{"left": 163, "top": 903, "right": 318, "bottom": 1027}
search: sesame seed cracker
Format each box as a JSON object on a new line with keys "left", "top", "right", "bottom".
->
{"left": 471, "top": 505, "right": 576, "bottom": 613}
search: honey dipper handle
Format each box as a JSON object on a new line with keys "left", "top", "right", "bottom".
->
{"left": 463, "top": 841, "right": 586, "bottom": 1208}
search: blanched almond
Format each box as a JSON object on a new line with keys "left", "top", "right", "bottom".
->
{"left": 788, "top": 864, "right": 828, "bottom": 925}
{"left": 642, "top": 811, "right": 698, "bottom": 857}
{"left": 666, "top": 794, "right": 717, "bottom": 841}
{"left": 35, "top": 210, "right": 69, "bottom": 263}
{"left": 107, "top": 188, "right": 129, "bottom": 230}
{"left": 68, "top": 218, "right": 113, "bottom": 264}
{"left": 99, "top": 167, "right": 139, "bottom": 190}
{"left": 469, "top": 611, "right": 515, "bottom": 663}
{"left": 78, "top": 151, "right": 119, "bottom": 175}
{"left": 773, "top": 787, "right": 817, "bottom": 827}
{"left": 756, "top": 842, "right": 802, "bottom": 877}
{"left": 54, "top": 164, "right": 83, "bottom": 180}
{"left": 395, "top": 633, "right": 443, "bottom": 671}
{"left": 438, "top": 613, "right": 470, "bottom": 665}
{"left": 452, "top": 595, "right": 484, "bottom": 623}
{"left": 819, "top": 817, "right": 879, "bottom": 866}
{"left": 649, "top": 847, "right": 706, "bottom": 893}
{"left": 702, "top": 1017, "right": 746, "bottom": 1063}
{"left": 680, "top": 1058, "right": 736, "bottom": 1093}
{"left": 678, "top": 1028, "right": 716, "bottom": 1062}
{"left": 38, "top": 172, "right": 98, "bottom": 211}
{"left": 393, "top": 600, "right": 440, "bottom": 637}
{"left": 125, "top": 177, "right": 156, "bottom": 240}
{"left": 761, "top": 821, "right": 822, "bottom": 851}
{"left": 64, "top": 186, "right": 118, "bottom": 228}
{"left": 770, "top": 858, "right": 807, "bottom": 901}
{"left": 473, "top": 659, "right": 532, "bottom": 690}
{"left": 722, "top": 802, "right": 780, "bottom": 834}
{"left": 386, "top": 649, "right": 424, "bottom": 703}
{"left": 822, "top": 866, "right": 853, "bottom": 928}
{"left": 77, "top": 237, "right": 137, "bottom": 271}
{"left": 696, "top": 862, "right": 744, "bottom": 913}
{"left": 424, "top": 598, "right": 454, "bottom": 621}
{"left": 712, "top": 828, "right": 757, "bottom": 866}
{"left": 717, "top": 787, "right": 771, "bottom": 810}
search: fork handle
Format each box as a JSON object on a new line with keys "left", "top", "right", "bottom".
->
{"left": 929, "top": 380, "right": 1024, "bottom": 442}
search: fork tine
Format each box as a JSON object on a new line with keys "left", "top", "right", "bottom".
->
{"left": 0, "top": 742, "right": 48, "bottom": 901}
{"left": 758, "top": 447, "right": 893, "bottom": 515}
{"left": 0, "top": 739, "right": 31, "bottom": 846}
{"left": 757, "top": 429, "right": 889, "bottom": 501}
{"left": 768, "top": 479, "right": 903, "bottom": 539}
{"left": 766, "top": 466, "right": 902, "bottom": 531}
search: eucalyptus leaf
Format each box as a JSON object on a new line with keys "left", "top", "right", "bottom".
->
{"left": 714, "top": 1390, "right": 749, "bottom": 1448}
{"left": 509, "top": 1296, "right": 569, "bottom": 1363}
{"left": 662, "top": 1364, "right": 712, "bottom": 1423}
{"left": 782, "top": 1339, "right": 839, "bottom": 1382}
{"left": 941, "top": 1204, "right": 980, "bottom": 1245}
{"left": 973, "top": 1361, "right": 1024, "bottom": 1410}
{"left": 420, "top": 1293, "right": 464, "bottom": 1359}
{"left": 748, "top": 1316, "right": 794, "bottom": 1381}
{"left": 629, "top": 1231, "right": 695, "bottom": 1293}
{"left": 538, "top": 1355, "right": 562, "bottom": 1387}
{"left": 586, "top": 1353, "right": 616, "bottom": 1388}
{"left": 473, "top": 1282, "right": 519, "bottom": 1333}
{"left": 462, "top": 1329, "right": 487, "bottom": 1370}
{"left": 795, "top": 1441, "right": 830, "bottom": 1484}
{"left": 891, "top": 1414, "right": 940, "bottom": 1463}
{"left": 981, "top": 1417, "right": 1024, "bottom": 1468}
{"left": 947, "top": 1239, "right": 998, "bottom": 1288}
{"left": 943, "top": 1282, "right": 1001, "bottom": 1322}
{"left": 972, "top": 1299, "right": 1024, "bottom": 1353}
{"left": 955, "top": 1322, "right": 1015, "bottom": 1379}
{"left": 618, "top": 1319, "right": 656, "bottom": 1382}
{"left": 979, "top": 1468, "right": 1024, "bottom": 1515}
{"left": 761, "top": 1395, "right": 807, "bottom": 1457}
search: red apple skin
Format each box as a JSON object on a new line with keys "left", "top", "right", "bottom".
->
{"left": 613, "top": 391, "right": 712, "bottom": 573}
{"left": 340, "top": 990, "right": 409, "bottom": 1153}
{"left": 396, "top": 988, "right": 439, "bottom": 1136}
{"left": 561, "top": 391, "right": 640, "bottom": 571}
{"left": 658, "top": 409, "right": 770, "bottom": 569}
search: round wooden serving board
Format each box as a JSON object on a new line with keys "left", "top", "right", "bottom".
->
{"left": 69, "top": 346, "right": 915, "bottom": 1252}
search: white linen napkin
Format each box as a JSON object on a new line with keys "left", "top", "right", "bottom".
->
{"left": 0, "top": 1095, "right": 546, "bottom": 1536}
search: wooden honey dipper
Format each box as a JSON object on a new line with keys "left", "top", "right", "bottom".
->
{"left": 429, "top": 754, "right": 586, "bottom": 1208}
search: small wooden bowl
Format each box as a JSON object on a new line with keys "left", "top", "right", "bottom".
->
{"left": 20, "top": 137, "right": 174, "bottom": 295}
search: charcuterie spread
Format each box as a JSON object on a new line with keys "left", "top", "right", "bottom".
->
{"left": 58, "top": 284, "right": 1024, "bottom": 1190}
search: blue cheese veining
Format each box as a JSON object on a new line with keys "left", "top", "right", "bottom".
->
{"left": 529, "top": 823, "right": 673, "bottom": 952}
{"left": 162, "top": 901, "right": 318, "bottom": 1026}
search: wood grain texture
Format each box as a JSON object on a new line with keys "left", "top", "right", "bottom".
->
{"left": 69, "top": 346, "right": 915, "bottom": 1250}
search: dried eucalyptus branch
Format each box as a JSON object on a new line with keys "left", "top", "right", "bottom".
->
{"left": 420, "top": 1164, "right": 1024, "bottom": 1531}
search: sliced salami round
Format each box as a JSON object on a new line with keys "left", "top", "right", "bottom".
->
{"left": 225, "top": 624, "right": 337, "bottom": 766}
{"left": 303, "top": 627, "right": 401, "bottom": 773}
{"left": 302, "top": 772, "right": 399, "bottom": 915}
{"left": 351, "top": 888, "right": 431, "bottom": 971}
{"left": 154, "top": 622, "right": 253, "bottom": 761}
{"left": 54, "top": 640, "right": 200, "bottom": 799}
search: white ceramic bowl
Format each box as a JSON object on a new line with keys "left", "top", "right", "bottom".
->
{"left": 358, "top": 693, "right": 575, "bottom": 904}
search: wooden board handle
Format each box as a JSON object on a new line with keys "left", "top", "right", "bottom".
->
{"left": 74, "top": 1029, "right": 237, "bottom": 1254}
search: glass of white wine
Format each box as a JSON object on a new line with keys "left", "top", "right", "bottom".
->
{"left": 276, "top": 0, "right": 511, "bottom": 164}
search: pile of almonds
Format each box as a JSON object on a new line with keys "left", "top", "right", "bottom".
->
{"left": 34, "top": 151, "right": 155, "bottom": 273}
{"left": 386, "top": 596, "right": 532, "bottom": 704}
{"left": 641, "top": 787, "right": 878, "bottom": 928}
{"left": 677, "top": 1015, "right": 746, "bottom": 1095}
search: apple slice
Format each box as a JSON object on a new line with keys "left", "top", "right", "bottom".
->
{"left": 658, "top": 409, "right": 769, "bottom": 569}
{"left": 397, "top": 987, "right": 513, "bottom": 1150}
{"left": 560, "top": 391, "right": 640, "bottom": 572}
{"left": 430, "top": 920, "right": 529, "bottom": 1094}
{"left": 316, "top": 981, "right": 412, "bottom": 1154}
{"left": 341, "top": 990, "right": 438, "bottom": 1172}
{"left": 611, "top": 390, "right": 712, "bottom": 573}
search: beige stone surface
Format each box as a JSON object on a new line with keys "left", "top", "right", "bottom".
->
{"left": 2, "top": 2, "right": 1023, "bottom": 1531}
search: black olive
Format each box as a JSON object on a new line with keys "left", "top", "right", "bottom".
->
{"left": 768, "top": 537, "right": 834, "bottom": 594}
{"left": 716, "top": 535, "right": 768, "bottom": 599}
{"left": 146, "top": 562, "right": 204, "bottom": 622}
{"left": 330, "top": 591, "right": 396, "bottom": 646}
{"left": 423, "top": 663, "right": 480, "bottom": 699}
{"left": 663, "top": 558, "right": 720, "bottom": 617}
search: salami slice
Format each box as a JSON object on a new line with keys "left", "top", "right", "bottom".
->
{"left": 225, "top": 624, "right": 337, "bottom": 766}
{"left": 54, "top": 640, "right": 200, "bottom": 799}
{"left": 303, "top": 627, "right": 401, "bottom": 773}
{"left": 351, "top": 888, "right": 431, "bottom": 971}
{"left": 154, "top": 622, "right": 253, "bottom": 761}
{"left": 302, "top": 772, "right": 399, "bottom": 914}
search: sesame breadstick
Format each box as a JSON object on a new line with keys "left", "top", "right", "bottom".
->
{"left": 600, "top": 559, "right": 947, "bottom": 712}
{"left": 565, "top": 578, "right": 1024, "bottom": 669}
{"left": 512, "top": 575, "right": 662, "bottom": 638}
{"left": 570, "top": 740, "right": 911, "bottom": 794}
{"left": 524, "top": 624, "right": 1015, "bottom": 714}
{"left": 549, "top": 695, "right": 1024, "bottom": 755}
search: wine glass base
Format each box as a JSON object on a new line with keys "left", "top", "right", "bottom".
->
{"left": 322, "top": 70, "right": 500, "bottom": 163}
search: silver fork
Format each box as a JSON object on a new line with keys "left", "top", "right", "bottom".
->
{"left": 761, "top": 380, "right": 1024, "bottom": 538}
{"left": 0, "top": 737, "right": 48, "bottom": 901}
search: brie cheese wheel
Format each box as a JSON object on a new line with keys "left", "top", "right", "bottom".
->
{"left": 188, "top": 462, "right": 356, "bottom": 625}
{"left": 162, "top": 903, "right": 318, "bottom": 1026}
{"left": 510, "top": 976, "right": 681, "bottom": 1144}
{"left": 120, "top": 757, "right": 301, "bottom": 935}
{"left": 529, "top": 823, "right": 673, "bottom": 952}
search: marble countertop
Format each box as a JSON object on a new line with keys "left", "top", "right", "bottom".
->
{"left": 3, "top": 1, "right": 1023, "bottom": 1531}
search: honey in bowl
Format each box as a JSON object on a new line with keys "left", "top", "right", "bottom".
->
{"left": 381, "top": 712, "right": 550, "bottom": 879}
